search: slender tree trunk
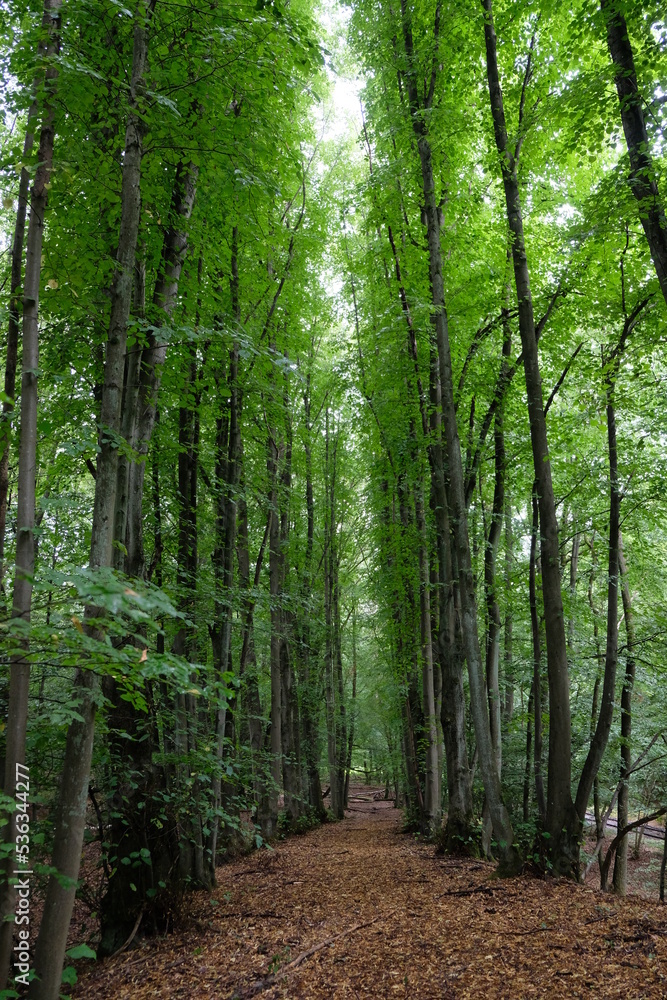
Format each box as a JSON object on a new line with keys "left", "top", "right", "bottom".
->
{"left": 600, "top": 0, "right": 667, "bottom": 306}
{"left": 567, "top": 530, "right": 580, "bottom": 653}
{"left": 237, "top": 462, "right": 271, "bottom": 816}
{"left": 299, "top": 371, "right": 325, "bottom": 818}
{"left": 481, "top": 347, "right": 509, "bottom": 853}
{"left": 529, "top": 484, "right": 546, "bottom": 823}
{"left": 523, "top": 686, "right": 534, "bottom": 824}
{"left": 430, "top": 344, "right": 473, "bottom": 849}
{"left": 660, "top": 819, "right": 667, "bottom": 903}
{"left": 124, "top": 159, "right": 198, "bottom": 578}
{"left": 172, "top": 338, "right": 207, "bottom": 889}
{"left": 0, "top": 98, "right": 39, "bottom": 601}
{"left": 574, "top": 357, "right": 621, "bottom": 822}
{"left": 613, "top": 534, "right": 636, "bottom": 896}
{"left": 344, "top": 609, "right": 358, "bottom": 809}
{"left": 29, "top": 9, "right": 153, "bottom": 994}
{"left": 482, "top": 0, "right": 575, "bottom": 873}
{"left": 503, "top": 502, "right": 514, "bottom": 719}
{"left": 208, "top": 230, "right": 242, "bottom": 870}
{"left": 332, "top": 550, "right": 348, "bottom": 816}
{"left": 266, "top": 414, "right": 283, "bottom": 835}
{"left": 324, "top": 411, "right": 345, "bottom": 819}
{"left": 278, "top": 378, "right": 302, "bottom": 823}
{"left": 0, "top": 3, "right": 60, "bottom": 986}
{"left": 416, "top": 488, "right": 440, "bottom": 835}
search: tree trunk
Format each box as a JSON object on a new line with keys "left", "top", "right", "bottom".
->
{"left": 0, "top": 3, "right": 60, "bottom": 987}
{"left": 482, "top": 0, "right": 575, "bottom": 874}
{"left": 266, "top": 411, "right": 283, "bottom": 835}
{"left": 0, "top": 96, "right": 39, "bottom": 601}
{"left": 429, "top": 342, "right": 473, "bottom": 849}
{"left": 523, "top": 686, "right": 534, "bottom": 824}
{"left": 124, "top": 158, "right": 198, "bottom": 578}
{"left": 278, "top": 380, "right": 302, "bottom": 824}
{"left": 567, "top": 530, "right": 580, "bottom": 653}
{"left": 237, "top": 464, "right": 271, "bottom": 820}
{"left": 600, "top": 0, "right": 667, "bottom": 306}
{"left": 529, "top": 485, "right": 546, "bottom": 824}
{"left": 324, "top": 411, "right": 345, "bottom": 819}
{"left": 299, "top": 370, "right": 325, "bottom": 819}
{"left": 613, "top": 534, "right": 636, "bottom": 896}
{"left": 503, "top": 502, "right": 514, "bottom": 719}
{"left": 30, "top": 9, "right": 152, "bottom": 994}
{"left": 344, "top": 608, "right": 358, "bottom": 809}
{"left": 574, "top": 356, "right": 620, "bottom": 825}
{"left": 208, "top": 232, "right": 242, "bottom": 870}
{"left": 481, "top": 346, "right": 509, "bottom": 853}
{"left": 411, "top": 118, "right": 518, "bottom": 870}
{"left": 416, "top": 488, "right": 441, "bottom": 836}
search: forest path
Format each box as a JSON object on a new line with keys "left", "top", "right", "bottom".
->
{"left": 74, "top": 786, "right": 667, "bottom": 1000}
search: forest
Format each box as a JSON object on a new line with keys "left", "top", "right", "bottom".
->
{"left": 0, "top": 0, "right": 666, "bottom": 996}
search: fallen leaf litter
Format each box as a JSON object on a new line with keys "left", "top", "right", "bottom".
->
{"left": 70, "top": 786, "right": 667, "bottom": 999}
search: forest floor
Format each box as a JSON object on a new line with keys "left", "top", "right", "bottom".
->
{"left": 70, "top": 786, "right": 667, "bottom": 1000}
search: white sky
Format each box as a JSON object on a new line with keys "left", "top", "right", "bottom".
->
{"left": 316, "top": 0, "right": 363, "bottom": 144}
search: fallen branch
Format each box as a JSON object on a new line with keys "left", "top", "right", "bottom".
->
{"left": 600, "top": 807, "right": 667, "bottom": 890}
{"left": 583, "top": 734, "right": 662, "bottom": 880}
{"left": 232, "top": 912, "right": 391, "bottom": 998}
{"left": 437, "top": 884, "right": 494, "bottom": 898}
{"left": 108, "top": 908, "right": 144, "bottom": 960}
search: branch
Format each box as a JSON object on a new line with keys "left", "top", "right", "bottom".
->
{"left": 599, "top": 807, "right": 667, "bottom": 887}
{"left": 544, "top": 342, "right": 583, "bottom": 417}
{"left": 456, "top": 309, "right": 517, "bottom": 400}
{"left": 424, "top": 1, "right": 442, "bottom": 110}
{"left": 535, "top": 281, "right": 564, "bottom": 341}
{"left": 583, "top": 733, "right": 662, "bottom": 879}
{"left": 514, "top": 30, "right": 537, "bottom": 162}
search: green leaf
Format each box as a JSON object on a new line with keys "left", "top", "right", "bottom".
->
{"left": 66, "top": 944, "right": 96, "bottom": 961}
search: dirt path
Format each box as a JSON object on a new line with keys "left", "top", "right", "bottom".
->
{"left": 73, "top": 787, "right": 667, "bottom": 999}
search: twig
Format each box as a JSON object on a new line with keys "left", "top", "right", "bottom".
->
{"left": 108, "top": 908, "right": 144, "bottom": 960}
{"left": 233, "top": 912, "right": 391, "bottom": 998}
{"left": 436, "top": 884, "right": 494, "bottom": 898}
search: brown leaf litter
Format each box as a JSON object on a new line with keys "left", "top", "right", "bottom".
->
{"left": 70, "top": 786, "right": 667, "bottom": 999}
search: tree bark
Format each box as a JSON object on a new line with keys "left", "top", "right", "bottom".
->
{"left": 324, "top": 410, "right": 345, "bottom": 819}
{"left": 574, "top": 350, "right": 622, "bottom": 823}
{"left": 415, "top": 488, "right": 440, "bottom": 835}
{"left": 0, "top": 97, "right": 38, "bottom": 601}
{"left": 299, "top": 368, "right": 325, "bottom": 818}
{"left": 208, "top": 230, "right": 242, "bottom": 869}
{"left": 266, "top": 398, "right": 283, "bottom": 835}
{"left": 567, "top": 530, "right": 580, "bottom": 652}
{"left": 278, "top": 374, "right": 302, "bottom": 824}
{"left": 612, "top": 534, "right": 636, "bottom": 896}
{"left": 481, "top": 334, "right": 510, "bottom": 853}
{"left": 344, "top": 608, "right": 358, "bottom": 809}
{"left": 503, "top": 502, "right": 514, "bottom": 719}
{"left": 0, "top": 2, "right": 60, "bottom": 987}
{"left": 529, "top": 484, "right": 546, "bottom": 824}
{"left": 124, "top": 159, "right": 198, "bottom": 578}
{"left": 600, "top": 0, "right": 667, "bottom": 306}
